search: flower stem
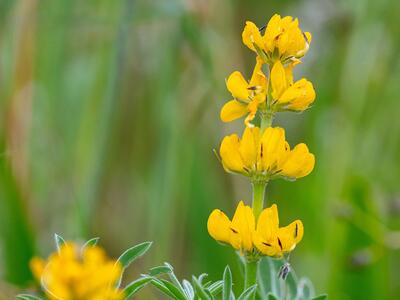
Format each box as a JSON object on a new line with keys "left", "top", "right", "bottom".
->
{"left": 252, "top": 181, "right": 267, "bottom": 219}
{"left": 244, "top": 259, "right": 259, "bottom": 290}
{"left": 260, "top": 110, "right": 274, "bottom": 132}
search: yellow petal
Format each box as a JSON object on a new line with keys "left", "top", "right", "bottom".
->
{"left": 219, "top": 134, "right": 245, "bottom": 174}
{"left": 220, "top": 100, "right": 248, "bottom": 122}
{"left": 207, "top": 209, "right": 232, "bottom": 244}
{"left": 226, "top": 71, "right": 249, "bottom": 100}
{"left": 280, "top": 143, "right": 315, "bottom": 179}
{"left": 283, "top": 79, "right": 316, "bottom": 111}
{"left": 264, "top": 14, "right": 282, "bottom": 52}
{"left": 271, "top": 61, "right": 287, "bottom": 100}
{"left": 253, "top": 231, "right": 280, "bottom": 256}
{"left": 249, "top": 57, "right": 267, "bottom": 89}
{"left": 277, "top": 220, "right": 304, "bottom": 252}
{"left": 30, "top": 257, "right": 45, "bottom": 281}
{"left": 260, "top": 127, "right": 287, "bottom": 172}
{"left": 231, "top": 201, "right": 255, "bottom": 251}
{"left": 244, "top": 100, "right": 258, "bottom": 127}
{"left": 239, "top": 126, "right": 260, "bottom": 169}
{"left": 304, "top": 32, "right": 312, "bottom": 45}
{"left": 242, "top": 21, "right": 264, "bottom": 52}
{"left": 256, "top": 204, "right": 279, "bottom": 240}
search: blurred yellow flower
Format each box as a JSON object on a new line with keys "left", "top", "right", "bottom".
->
{"left": 207, "top": 201, "right": 255, "bottom": 253}
{"left": 220, "top": 57, "right": 267, "bottom": 127}
{"left": 253, "top": 204, "right": 304, "bottom": 257}
{"left": 219, "top": 126, "right": 314, "bottom": 181}
{"left": 242, "top": 14, "right": 312, "bottom": 63}
{"left": 30, "top": 243, "right": 124, "bottom": 300}
{"left": 207, "top": 202, "right": 303, "bottom": 257}
{"left": 270, "top": 61, "right": 315, "bottom": 111}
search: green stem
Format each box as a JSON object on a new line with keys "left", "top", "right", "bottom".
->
{"left": 244, "top": 259, "right": 258, "bottom": 290}
{"left": 260, "top": 110, "right": 274, "bottom": 132}
{"left": 252, "top": 181, "right": 267, "bottom": 219}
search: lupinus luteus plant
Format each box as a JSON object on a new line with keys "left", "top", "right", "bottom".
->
{"left": 208, "top": 14, "right": 327, "bottom": 300}
{"left": 19, "top": 14, "right": 327, "bottom": 300}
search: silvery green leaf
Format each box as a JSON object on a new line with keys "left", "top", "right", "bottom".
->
{"left": 164, "top": 262, "right": 185, "bottom": 295}
{"left": 115, "top": 241, "right": 152, "bottom": 287}
{"left": 267, "top": 293, "right": 278, "bottom": 300}
{"left": 81, "top": 237, "right": 100, "bottom": 251}
{"left": 237, "top": 284, "right": 257, "bottom": 300}
{"left": 208, "top": 280, "right": 223, "bottom": 296}
{"left": 17, "top": 295, "right": 43, "bottom": 300}
{"left": 150, "top": 278, "right": 177, "bottom": 299}
{"left": 296, "top": 277, "right": 315, "bottom": 300}
{"left": 311, "top": 294, "right": 328, "bottom": 300}
{"left": 159, "top": 279, "right": 187, "bottom": 300}
{"left": 123, "top": 276, "right": 152, "bottom": 299}
{"left": 192, "top": 275, "right": 212, "bottom": 300}
{"left": 149, "top": 265, "right": 172, "bottom": 276}
{"left": 54, "top": 233, "right": 66, "bottom": 252}
{"left": 183, "top": 279, "right": 195, "bottom": 300}
{"left": 223, "top": 266, "right": 232, "bottom": 300}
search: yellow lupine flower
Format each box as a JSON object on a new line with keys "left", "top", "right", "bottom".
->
{"left": 208, "top": 202, "right": 304, "bottom": 257}
{"left": 270, "top": 60, "right": 315, "bottom": 111}
{"left": 30, "top": 243, "right": 124, "bottom": 300}
{"left": 207, "top": 201, "right": 255, "bottom": 253}
{"left": 220, "top": 57, "right": 267, "bottom": 127}
{"left": 242, "top": 14, "right": 312, "bottom": 63}
{"left": 253, "top": 204, "right": 304, "bottom": 257}
{"left": 219, "top": 126, "right": 315, "bottom": 181}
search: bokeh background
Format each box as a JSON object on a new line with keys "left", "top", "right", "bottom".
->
{"left": 1, "top": 0, "right": 399, "bottom": 299}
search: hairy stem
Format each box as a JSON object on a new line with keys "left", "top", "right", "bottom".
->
{"left": 244, "top": 259, "right": 258, "bottom": 290}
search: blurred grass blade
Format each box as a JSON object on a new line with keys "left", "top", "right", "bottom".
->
{"left": 311, "top": 295, "right": 328, "bottom": 300}
{"left": 0, "top": 156, "right": 35, "bottom": 285}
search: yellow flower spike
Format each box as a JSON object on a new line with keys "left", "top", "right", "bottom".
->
{"left": 30, "top": 242, "right": 125, "bottom": 300}
{"left": 219, "top": 126, "right": 314, "bottom": 182}
{"left": 243, "top": 14, "right": 312, "bottom": 63}
{"left": 270, "top": 61, "right": 315, "bottom": 111}
{"left": 253, "top": 204, "right": 304, "bottom": 257}
{"left": 220, "top": 59, "right": 267, "bottom": 126}
{"left": 207, "top": 201, "right": 256, "bottom": 254}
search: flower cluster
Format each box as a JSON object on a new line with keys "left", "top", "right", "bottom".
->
{"left": 221, "top": 15, "right": 315, "bottom": 128}
{"left": 208, "top": 14, "right": 315, "bottom": 262}
{"left": 30, "top": 242, "right": 124, "bottom": 300}
{"left": 208, "top": 201, "right": 303, "bottom": 258}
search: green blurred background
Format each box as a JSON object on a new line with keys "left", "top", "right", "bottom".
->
{"left": 0, "top": 0, "right": 399, "bottom": 299}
